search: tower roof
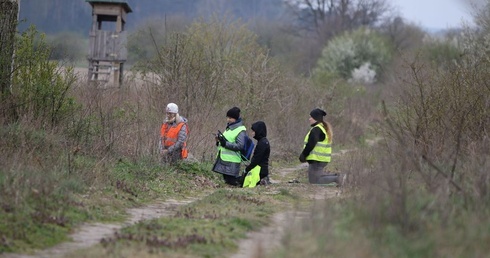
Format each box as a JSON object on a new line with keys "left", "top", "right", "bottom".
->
{"left": 86, "top": 0, "right": 132, "bottom": 13}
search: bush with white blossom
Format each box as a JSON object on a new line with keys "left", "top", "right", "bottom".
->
{"left": 349, "top": 62, "right": 376, "bottom": 84}
{"left": 313, "top": 28, "right": 392, "bottom": 83}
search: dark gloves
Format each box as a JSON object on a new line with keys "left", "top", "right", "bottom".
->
{"left": 218, "top": 135, "right": 227, "bottom": 147}
{"left": 299, "top": 153, "right": 306, "bottom": 163}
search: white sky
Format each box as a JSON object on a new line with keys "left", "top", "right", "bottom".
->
{"left": 390, "top": 0, "right": 479, "bottom": 29}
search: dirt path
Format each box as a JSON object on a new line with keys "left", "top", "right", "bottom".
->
{"left": 1, "top": 162, "right": 343, "bottom": 258}
{"left": 230, "top": 163, "right": 341, "bottom": 258}
{"left": 230, "top": 211, "right": 309, "bottom": 258}
{"left": 1, "top": 198, "right": 197, "bottom": 258}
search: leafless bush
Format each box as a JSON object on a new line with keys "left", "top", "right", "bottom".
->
{"left": 130, "top": 17, "right": 335, "bottom": 162}
{"left": 353, "top": 51, "right": 490, "bottom": 233}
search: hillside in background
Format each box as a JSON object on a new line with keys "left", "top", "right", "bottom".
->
{"left": 18, "top": 0, "right": 287, "bottom": 35}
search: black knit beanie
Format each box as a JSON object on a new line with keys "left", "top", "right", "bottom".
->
{"left": 226, "top": 107, "right": 241, "bottom": 120}
{"left": 310, "top": 108, "right": 327, "bottom": 122}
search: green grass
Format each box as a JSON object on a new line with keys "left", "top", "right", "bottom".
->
{"left": 266, "top": 188, "right": 490, "bottom": 258}
{"left": 0, "top": 157, "right": 222, "bottom": 254}
{"left": 79, "top": 188, "right": 294, "bottom": 258}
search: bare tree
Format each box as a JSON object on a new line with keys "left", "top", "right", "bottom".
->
{"left": 380, "top": 16, "right": 426, "bottom": 52}
{"left": 0, "top": 0, "right": 19, "bottom": 122}
{"left": 287, "top": 0, "right": 392, "bottom": 39}
{"left": 282, "top": 0, "right": 393, "bottom": 74}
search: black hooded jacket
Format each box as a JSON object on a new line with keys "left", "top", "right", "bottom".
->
{"left": 245, "top": 121, "right": 270, "bottom": 179}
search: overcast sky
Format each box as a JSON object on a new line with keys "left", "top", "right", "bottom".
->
{"left": 390, "top": 0, "right": 480, "bottom": 29}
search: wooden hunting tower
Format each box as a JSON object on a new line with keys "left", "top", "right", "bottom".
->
{"left": 86, "top": 0, "right": 132, "bottom": 86}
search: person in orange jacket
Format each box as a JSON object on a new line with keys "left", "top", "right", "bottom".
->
{"left": 160, "top": 103, "right": 188, "bottom": 164}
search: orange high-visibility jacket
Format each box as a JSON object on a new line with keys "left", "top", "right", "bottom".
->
{"left": 160, "top": 122, "right": 188, "bottom": 158}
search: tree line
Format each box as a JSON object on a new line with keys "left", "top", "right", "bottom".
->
{"left": 18, "top": 0, "right": 286, "bottom": 34}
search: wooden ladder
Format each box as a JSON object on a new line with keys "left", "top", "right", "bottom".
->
{"left": 89, "top": 61, "right": 113, "bottom": 82}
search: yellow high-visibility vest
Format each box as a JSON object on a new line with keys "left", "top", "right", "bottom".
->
{"left": 218, "top": 125, "right": 245, "bottom": 163}
{"left": 304, "top": 124, "right": 331, "bottom": 162}
{"left": 243, "top": 165, "right": 261, "bottom": 188}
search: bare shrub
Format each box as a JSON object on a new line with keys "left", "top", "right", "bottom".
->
{"left": 333, "top": 16, "right": 490, "bottom": 242}
{"left": 362, "top": 49, "right": 490, "bottom": 233}
{"left": 131, "top": 16, "right": 332, "bottom": 162}
{"left": 127, "top": 15, "right": 191, "bottom": 66}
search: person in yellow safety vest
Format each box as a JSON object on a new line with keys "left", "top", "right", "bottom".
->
{"left": 159, "top": 103, "right": 189, "bottom": 164}
{"left": 299, "top": 108, "right": 342, "bottom": 186}
{"left": 212, "top": 107, "right": 247, "bottom": 186}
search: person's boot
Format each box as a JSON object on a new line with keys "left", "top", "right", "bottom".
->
{"left": 336, "top": 173, "right": 347, "bottom": 187}
{"left": 260, "top": 176, "right": 271, "bottom": 186}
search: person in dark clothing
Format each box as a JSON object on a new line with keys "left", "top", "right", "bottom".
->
{"left": 212, "top": 107, "right": 247, "bottom": 186}
{"left": 244, "top": 121, "right": 271, "bottom": 186}
{"left": 299, "top": 108, "right": 341, "bottom": 185}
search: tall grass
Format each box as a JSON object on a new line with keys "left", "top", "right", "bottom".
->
{"left": 0, "top": 17, "right": 372, "bottom": 253}
{"left": 272, "top": 24, "right": 490, "bottom": 257}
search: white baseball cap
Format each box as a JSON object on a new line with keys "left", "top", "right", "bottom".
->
{"left": 166, "top": 103, "right": 179, "bottom": 113}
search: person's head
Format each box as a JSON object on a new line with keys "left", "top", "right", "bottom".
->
{"left": 251, "top": 121, "right": 267, "bottom": 139}
{"left": 309, "top": 108, "right": 326, "bottom": 125}
{"left": 166, "top": 103, "right": 179, "bottom": 123}
{"left": 226, "top": 107, "right": 240, "bottom": 123}
{"left": 309, "top": 108, "right": 333, "bottom": 143}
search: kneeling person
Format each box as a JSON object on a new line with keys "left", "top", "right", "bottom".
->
{"left": 160, "top": 103, "right": 189, "bottom": 164}
{"left": 243, "top": 121, "right": 271, "bottom": 187}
